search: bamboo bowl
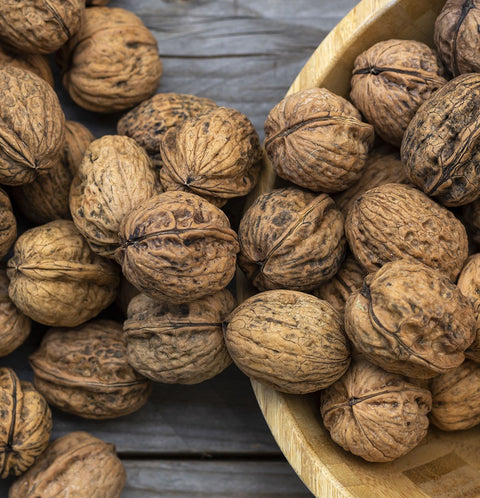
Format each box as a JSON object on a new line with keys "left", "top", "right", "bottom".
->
{"left": 239, "top": 0, "right": 480, "bottom": 496}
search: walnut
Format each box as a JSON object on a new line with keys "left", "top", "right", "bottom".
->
{"left": 116, "top": 191, "right": 239, "bottom": 304}
{"left": 0, "top": 44, "right": 53, "bottom": 86}
{"left": 350, "top": 39, "right": 446, "bottom": 147}
{"left": 0, "top": 368, "right": 52, "bottom": 477}
{"left": 320, "top": 358, "right": 432, "bottom": 462}
{"left": 7, "top": 220, "right": 119, "bottom": 327}
{"left": 345, "top": 260, "right": 476, "bottom": 379}
{"left": 159, "top": 106, "right": 262, "bottom": 207}
{"left": 435, "top": 0, "right": 480, "bottom": 77}
{"left": 70, "top": 135, "right": 161, "bottom": 258}
{"left": 117, "top": 93, "right": 217, "bottom": 169}
{"left": 0, "top": 66, "right": 65, "bottom": 186}
{"left": 57, "top": 7, "right": 163, "bottom": 113}
{"left": 124, "top": 289, "right": 235, "bottom": 384}
{"left": 9, "top": 432, "right": 126, "bottom": 498}
{"left": 264, "top": 87, "right": 374, "bottom": 193}
{"left": 29, "top": 320, "right": 151, "bottom": 420}
{"left": 345, "top": 183, "right": 468, "bottom": 281}
{"left": 402, "top": 74, "right": 480, "bottom": 206}
{"left": 429, "top": 360, "right": 480, "bottom": 431}
{"left": 11, "top": 121, "right": 94, "bottom": 225}
{"left": 0, "top": 188, "right": 16, "bottom": 259}
{"left": 238, "top": 187, "right": 346, "bottom": 291}
{"left": 223, "top": 290, "right": 350, "bottom": 394}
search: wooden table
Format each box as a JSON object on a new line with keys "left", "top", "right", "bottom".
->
{"left": 0, "top": 0, "right": 359, "bottom": 495}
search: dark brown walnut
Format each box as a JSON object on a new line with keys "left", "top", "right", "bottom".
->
{"left": 238, "top": 187, "right": 346, "bottom": 292}
{"left": 9, "top": 431, "right": 126, "bottom": 498}
{"left": 224, "top": 290, "right": 350, "bottom": 394}
{"left": 429, "top": 360, "right": 480, "bottom": 431}
{"left": 435, "top": 0, "right": 480, "bottom": 76}
{"left": 29, "top": 320, "right": 151, "bottom": 420}
{"left": 124, "top": 289, "right": 235, "bottom": 384}
{"left": 345, "top": 183, "right": 469, "bottom": 281}
{"left": 70, "top": 135, "right": 161, "bottom": 258}
{"left": 321, "top": 358, "right": 431, "bottom": 462}
{"left": 264, "top": 87, "right": 374, "bottom": 193}
{"left": 7, "top": 220, "right": 119, "bottom": 327}
{"left": 117, "top": 93, "right": 217, "bottom": 168}
{"left": 345, "top": 260, "right": 476, "bottom": 379}
{"left": 0, "top": 368, "right": 52, "bottom": 478}
{"left": 402, "top": 74, "right": 480, "bottom": 206}
{"left": 0, "top": 188, "right": 16, "bottom": 259}
{"left": 0, "top": 66, "right": 65, "bottom": 186}
{"left": 350, "top": 39, "right": 446, "bottom": 147}
{"left": 57, "top": 7, "right": 163, "bottom": 113}
{"left": 116, "top": 191, "right": 239, "bottom": 304}
{"left": 11, "top": 121, "right": 94, "bottom": 225}
{"left": 0, "top": 44, "right": 53, "bottom": 86}
{"left": 159, "top": 106, "right": 262, "bottom": 207}
{"left": 0, "top": 0, "right": 83, "bottom": 55}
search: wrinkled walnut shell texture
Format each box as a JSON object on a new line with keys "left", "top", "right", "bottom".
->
{"left": 264, "top": 87, "right": 374, "bottom": 193}
{"left": 0, "top": 188, "right": 16, "bottom": 258}
{"left": 224, "top": 290, "right": 350, "bottom": 394}
{"left": 0, "top": 45, "right": 53, "bottom": 86}
{"left": 345, "top": 260, "right": 476, "bottom": 379}
{"left": 345, "top": 183, "right": 468, "bottom": 281}
{"left": 30, "top": 320, "right": 151, "bottom": 420}
{"left": 9, "top": 431, "right": 126, "bottom": 498}
{"left": 238, "top": 188, "right": 346, "bottom": 291}
{"left": 321, "top": 358, "right": 432, "bottom": 462}
{"left": 125, "top": 290, "right": 235, "bottom": 384}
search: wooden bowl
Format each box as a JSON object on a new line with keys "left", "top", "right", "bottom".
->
{"left": 239, "top": 0, "right": 480, "bottom": 496}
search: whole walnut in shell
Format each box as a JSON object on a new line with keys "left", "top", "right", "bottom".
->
{"left": 124, "top": 289, "right": 235, "bottom": 384}
{"left": 0, "top": 44, "right": 53, "bottom": 86}
{"left": 30, "top": 320, "right": 151, "bottom": 420}
{"left": 0, "top": 188, "right": 16, "bottom": 259}
{"left": 224, "top": 290, "right": 350, "bottom": 394}
{"left": 70, "top": 135, "right": 161, "bottom": 258}
{"left": 345, "top": 183, "right": 469, "bottom": 281}
{"left": 321, "top": 358, "right": 432, "bottom": 462}
{"left": 159, "top": 106, "right": 262, "bottom": 207}
{"left": 117, "top": 93, "right": 217, "bottom": 168}
{"left": 9, "top": 431, "right": 126, "bottom": 498}
{"left": 0, "top": 0, "right": 84, "bottom": 54}
{"left": 345, "top": 260, "right": 476, "bottom": 379}
{"left": 264, "top": 87, "right": 374, "bottom": 193}
{"left": 0, "top": 66, "right": 65, "bottom": 186}
{"left": 57, "top": 7, "right": 163, "bottom": 112}
{"left": 116, "top": 191, "right": 239, "bottom": 304}
{"left": 350, "top": 39, "right": 446, "bottom": 147}
{"left": 238, "top": 187, "right": 346, "bottom": 291}
{"left": 7, "top": 220, "right": 119, "bottom": 327}
{"left": 402, "top": 74, "right": 480, "bottom": 206}
{"left": 0, "top": 368, "right": 52, "bottom": 478}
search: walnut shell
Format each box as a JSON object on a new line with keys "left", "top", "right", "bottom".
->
{"left": 70, "top": 135, "right": 161, "bottom": 258}
{"left": 0, "top": 44, "right": 53, "bottom": 86}
{"left": 345, "top": 183, "right": 469, "bottom": 281}
{"left": 159, "top": 107, "right": 262, "bottom": 207}
{"left": 434, "top": 0, "right": 480, "bottom": 77}
{"left": 224, "top": 290, "right": 350, "bottom": 394}
{"left": 0, "top": 66, "right": 65, "bottom": 186}
{"left": 0, "top": 368, "right": 52, "bottom": 478}
{"left": 58, "top": 7, "right": 162, "bottom": 113}
{"left": 9, "top": 432, "right": 126, "bottom": 498}
{"left": 29, "top": 320, "right": 151, "bottom": 420}
{"left": 429, "top": 360, "right": 480, "bottom": 431}
{"left": 117, "top": 92, "right": 217, "bottom": 168}
{"left": 345, "top": 260, "right": 476, "bottom": 379}
{"left": 350, "top": 39, "right": 446, "bottom": 147}
{"left": 124, "top": 289, "right": 235, "bottom": 384}
{"left": 402, "top": 73, "right": 480, "bottom": 206}
{"left": 0, "top": 188, "right": 16, "bottom": 259}
{"left": 321, "top": 358, "right": 432, "bottom": 462}
{"left": 11, "top": 121, "right": 94, "bottom": 225}
{"left": 264, "top": 87, "right": 374, "bottom": 193}
{"left": 7, "top": 220, "right": 119, "bottom": 327}
{"left": 0, "top": 0, "right": 84, "bottom": 55}
{"left": 116, "top": 191, "right": 239, "bottom": 304}
{"left": 238, "top": 187, "right": 346, "bottom": 291}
